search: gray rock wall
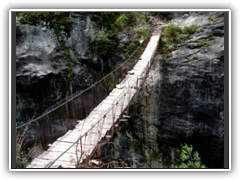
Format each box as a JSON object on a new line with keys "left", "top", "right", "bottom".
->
{"left": 16, "top": 12, "right": 130, "bottom": 125}
{"left": 16, "top": 12, "right": 131, "bottom": 152}
{"left": 15, "top": 12, "right": 225, "bottom": 168}
{"left": 129, "top": 12, "right": 225, "bottom": 168}
{"left": 16, "top": 22, "right": 67, "bottom": 122}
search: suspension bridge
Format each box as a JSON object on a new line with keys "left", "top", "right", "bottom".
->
{"left": 23, "top": 27, "right": 162, "bottom": 168}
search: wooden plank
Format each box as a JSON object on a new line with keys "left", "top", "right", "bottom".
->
{"left": 27, "top": 158, "right": 76, "bottom": 168}
{"left": 37, "top": 151, "right": 77, "bottom": 162}
{"left": 90, "top": 159, "right": 101, "bottom": 166}
{"left": 48, "top": 145, "right": 80, "bottom": 154}
{"left": 123, "top": 115, "right": 131, "bottom": 119}
{"left": 57, "top": 137, "right": 82, "bottom": 143}
{"left": 48, "top": 146, "right": 88, "bottom": 155}
{"left": 49, "top": 140, "right": 75, "bottom": 147}
{"left": 27, "top": 32, "right": 161, "bottom": 168}
{"left": 38, "top": 149, "right": 93, "bottom": 163}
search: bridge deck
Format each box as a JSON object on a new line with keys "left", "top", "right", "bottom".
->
{"left": 26, "top": 32, "right": 161, "bottom": 168}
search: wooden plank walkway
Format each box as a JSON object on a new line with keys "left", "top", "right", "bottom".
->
{"left": 26, "top": 31, "right": 161, "bottom": 168}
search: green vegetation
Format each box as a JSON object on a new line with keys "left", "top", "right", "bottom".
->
{"left": 92, "top": 58, "right": 97, "bottom": 64}
{"left": 87, "top": 73, "right": 93, "bottom": 81}
{"left": 197, "top": 36, "right": 215, "bottom": 47}
{"left": 124, "top": 42, "right": 140, "bottom": 59}
{"left": 115, "top": 13, "right": 145, "bottom": 31}
{"left": 114, "top": 63, "right": 121, "bottom": 69}
{"left": 185, "top": 35, "right": 191, "bottom": 40}
{"left": 128, "top": 139, "right": 142, "bottom": 153}
{"left": 158, "top": 23, "right": 204, "bottom": 58}
{"left": 165, "top": 52, "right": 173, "bottom": 59}
{"left": 89, "top": 12, "right": 120, "bottom": 30}
{"left": 17, "top": 12, "right": 89, "bottom": 83}
{"left": 134, "top": 26, "right": 150, "bottom": 40}
{"left": 204, "top": 77, "right": 210, "bottom": 82}
{"left": 104, "top": 78, "right": 116, "bottom": 93}
{"left": 165, "top": 23, "right": 182, "bottom": 37}
{"left": 16, "top": 124, "right": 34, "bottom": 168}
{"left": 162, "top": 155, "right": 172, "bottom": 166}
{"left": 208, "top": 16, "right": 217, "bottom": 24}
{"left": 91, "top": 29, "right": 118, "bottom": 58}
{"left": 62, "top": 48, "right": 73, "bottom": 82}
{"left": 191, "top": 51, "right": 198, "bottom": 55}
{"left": 174, "top": 143, "right": 207, "bottom": 168}
{"left": 17, "top": 12, "right": 75, "bottom": 82}
{"left": 72, "top": 50, "right": 81, "bottom": 62}
{"left": 184, "top": 24, "right": 201, "bottom": 34}
{"left": 132, "top": 104, "right": 144, "bottom": 116}
{"left": 150, "top": 150, "right": 161, "bottom": 159}
{"left": 17, "top": 12, "right": 73, "bottom": 38}
{"left": 90, "top": 12, "right": 150, "bottom": 60}
{"left": 59, "top": 104, "right": 66, "bottom": 112}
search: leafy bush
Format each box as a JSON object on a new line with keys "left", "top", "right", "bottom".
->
{"left": 115, "top": 12, "right": 139, "bottom": 29}
{"left": 120, "top": 15, "right": 128, "bottom": 21}
{"left": 124, "top": 42, "right": 140, "bottom": 59}
{"left": 158, "top": 23, "right": 204, "bottom": 57}
{"left": 18, "top": 12, "right": 73, "bottom": 37}
{"left": 134, "top": 26, "right": 150, "bottom": 40}
{"left": 174, "top": 143, "right": 206, "bottom": 168}
{"left": 90, "top": 12, "right": 119, "bottom": 30}
{"left": 184, "top": 24, "right": 200, "bottom": 34}
{"left": 92, "top": 29, "right": 118, "bottom": 58}
{"left": 165, "top": 23, "right": 182, "bottom": 37}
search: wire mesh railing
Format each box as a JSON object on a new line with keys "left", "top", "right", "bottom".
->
{"left": 16, "top": 25, "right": 155, "bottom": 151}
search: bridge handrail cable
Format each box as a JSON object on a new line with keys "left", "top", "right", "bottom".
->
{"left": 16, "top": 25, "right": 154, "bottom": 130}
{"left": 46, "top": 75, "right": 139, "bottom": 168}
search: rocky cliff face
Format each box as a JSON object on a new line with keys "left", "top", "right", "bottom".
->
{"left": 128, "top": 12, "right": 225, "bottom": 168}
{"left": 16, "top": 12, "right": 103, "bottom": 124}
{"left": 16, "top": 12, "right": 225, "bottom": 168}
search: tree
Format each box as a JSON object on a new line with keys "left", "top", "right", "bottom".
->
{"left": 174, "top": 143, "right": 207, "bottom": 168}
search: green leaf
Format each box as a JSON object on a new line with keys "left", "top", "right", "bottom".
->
{"left": 180, "top": 153, "right": 188, "bottom": 161}
{"left": 187, "top": 145, "right": 193, "bottom": 154}
{"left": 193, "top": 151, "right": 199, "bottom": 158}
{"left": 179, "top": 163, "right": 187, "bottom": 168}
{"left": 187, "top": 161, "right": 193, "bottom": 168}
{"left": 194, "top": 161, "right": 201, "bottom": 168}
{"left": 182, "top": 149, "right": 187, "bottom": 154}
{"left": 178, "top": 143, "right": 206, "bottom": 169}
